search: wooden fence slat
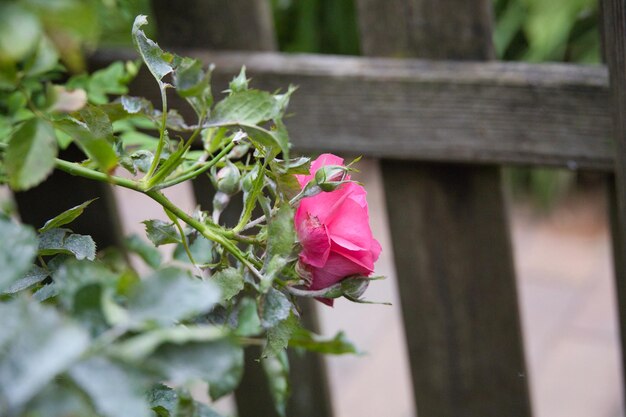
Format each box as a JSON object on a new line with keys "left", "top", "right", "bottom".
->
{"left": 151, "top": 3, "right": 334, "bottom": 417}
{"left": 93, "top": 49, "right": 613, "bottom": 170}
{"left": 356, "top": 0, "right": 532, "bottom": 416}
{"left": 599, "top": 0, "right": 626, "bottom": 395}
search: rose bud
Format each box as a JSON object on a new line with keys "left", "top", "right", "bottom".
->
{"left": 294, "top": 153, "right": 381, "bottom": 306}
{"left": 216, "top": 161, "right": 241, "bottom": 195}
{"left": 313, "top": 164, "right": 349, "bottom": 192}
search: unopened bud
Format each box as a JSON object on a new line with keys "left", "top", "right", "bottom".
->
{"left": 227, "top": 143, "right": 250, "bottom": 159}
{"left": 216, "top": 162, "right": 241, "bottom": 195}
{"left": 314, "top": 165, "right": 349, "bottom": 192}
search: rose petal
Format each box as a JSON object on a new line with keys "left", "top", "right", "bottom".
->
{"left": 296, "top": 213, "right": 331, "bottom": 268}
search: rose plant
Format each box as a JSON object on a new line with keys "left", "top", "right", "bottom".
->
{"left": 0, "top": 12, "right": 384, "bottom": 417}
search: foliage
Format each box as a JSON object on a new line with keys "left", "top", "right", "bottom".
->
{"left": 0, "top": 15, "right": 376, "bottom": 417}
{"left": 493, "top": 0, "right": 600, "bottom": 63}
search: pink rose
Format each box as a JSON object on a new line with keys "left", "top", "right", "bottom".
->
{"left": 294, "top": 154, "right": 382, "bottom": 305}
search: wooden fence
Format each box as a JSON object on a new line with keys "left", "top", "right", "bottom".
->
{"left": 15, "top": 0, "right": 626, "bottom": 416}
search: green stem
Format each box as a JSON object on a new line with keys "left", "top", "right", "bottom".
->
{"left": 146, "top": 190, "right": 263, "bottom": 274}
{"left": 154, "top": 141, "right": 236, "bottom": 190}
{"left": 55, "top": 158, "right": 143, "bottom": 192}
{"left": 144, "top": 82, "right": 168, "bottom": 180}
{"left": 145, "top": 115, "right": 206, "bottom": 190}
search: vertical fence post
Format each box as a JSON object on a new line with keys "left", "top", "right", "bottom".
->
{"left": 152, "top": 2, "right": 334, "bottom": 417}
{"left": 355, "top": 1, "right": 532, "bottom": 416}
{"left": 600, "top": 0, "right": 626, "bottom": 395}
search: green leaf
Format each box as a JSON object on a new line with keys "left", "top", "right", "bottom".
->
{"left": 2, "top": 265, "right": 48, "bottom": 294}
{"left": 121, "top": 95, "right": 153, "bottom": 115}
{"left": 0, "top": 217, "right": 38, "bottom": 293}
{"left": 143, "top": 219, "right": 180, "bottom": 246}
{"left": 228, "top": 67, "right": 249, "bottom": 93}
{"left": 25, "top": 381, "right": 97, "bottom": 417}
{"left": 261, "top": 288, "right": 292, "bottom": 329}
{"left": 173, "top": 233, "right": 214, "bottom": 265}
{"left": 211, "top": 90, "right": 281, "bottom": 126}
{"left": 0, "top": 298, "right": 90, "bottom": 414}
{"left": 55, "top": 108, "right": 118, "bottom": 172}
{"left": 69, "top": 356, "right": 151, "bottom": 417}
{"left": 268, "top": 205, "right": 295, "bottom": 256}
{"left": 262, "top": 350, "right": 290, "bottom": 417}
{"left": 125, "top": 234, "right": 162, "bottom": 268}
{"left": 126, "top": 268, "right": 221, "bottom": 328}
{"left": 262, "top": 205, "right": 295, "bottom": 291}
{"left": 39, "top": 199, "right": 98, "bottom": 233}
{"left": 24, "top": 36, "right": 59, "bottom": 77}
{"left": 0, "top": 4, "right": 41, "bottom": 62}
{"left": 173, "top": 57, "right": 212, "bottom": 117}
{"left": 147, "top": 384, "right": 178, "bottom": 417}
{"left": 132, "top": 15, "right": 173, "bottom": 82}
{"left": 113, "top": 326, "right": 226, "bottom": 362}
{"left": 213, "top": 267, "right": 244, "bottom": 302}
{"left": 53, "top": 259, "right": 119, "bottom": 311}
{"left": 146, "top": 339, "right": 244, "bottom": 401}
{"left": 264, "top": 313, "right": 299, "bottom": 358}
{"left": 235, "top": 297, "right": 262, "bottom": 337}
{"left": 290, "top": 329, "right": 358, "bottom": 355}
{"left": 6, "top": 118, "right": 58, "bottom": 191}
{"left": 39, "top": 228, "right": 97, "bottom": 261}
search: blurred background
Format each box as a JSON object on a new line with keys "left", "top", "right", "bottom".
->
{"left": 1, "top": 0, "right": 622, "bottom": 416}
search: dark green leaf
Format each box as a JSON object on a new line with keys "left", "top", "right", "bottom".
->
{"left": 6, "top": 118, "right": 57, "bottom": 191}
{"left": 112, "top": 326, "right": 226, "bottom": 362}
{"left": 39, "top": 199, "right": 97, "bottom": 233}
{"left": 235, "top": 297, "right": 262, "bottom": 337}
{"left": 3, "top": 265, "right": 48, "bottom": 294}
{"left": 25, "top": 381, "right": 97, "bottom": 417}
{"left": 290, "top": 329, "right": 358, "bottom": 355}
{"left": 261, "top": 288, "right": 291, "bottom": 329}
{"left": 143, "top": 219, "right": 180, "bottom": 246}
{"left": 0, "top": 298, "right": 90, "bottom": 413}
{"left": 0, "top": 217, "right": 38, "bottom": 293}
{"left": 173, "top": 57, "right": 212, "bottom": 117}
{"left": 262, "top": 350, "right": 290, "bottom": 417}
{"left": 125, "top": 234, "right": 162, "bottom": 268}
{"left": 213, "top": 267, "right": 244, "bottom": 302}
{"left": 211, "top": 90, "right": 280, "bottom": 126}
{"left": 132, "top": 15, "right": 173, "bottom": 82}
{"left": 173, "top": 233, "right": 214, "bottom": 265}
{"left": 262, "top": 205, "right": 295, "bottom": 291}
{"left": 127, "top": 268, "right": 221, "bottom": 328}
{"left": 55, "top": 108, "right": 118, "bottom": 172}
{"left": 146, "top": 339, "right": 243, "bottom": 401}
{"left": 39, "top": 228, "right": 97, "bottom": 261}
{"left": 69, "top": 356, "right": 151, "bottom": 417}
{"left": 53, "top": 260, "right": 118, "bottom": 311}
{"left": 264, "top": 313, "right": 299, "bottom": 357}
{"left": 147, "top": 384, "right": 177, "bottom": 417}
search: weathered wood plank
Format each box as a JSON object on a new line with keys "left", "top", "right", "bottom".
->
{"left": 356, "top": 0, "right": 532, "bottom": 416}
{"left": 153, "top": 0, "right": 276, "bottom": 51}
{"left": 600, "top": 0, "right": 626, "bottom": 397}
{"left": 151, "top": 3, "right": 334, "bottom": 417}
{"left": 93, "top": 49, "right": 613, "bottom": 170}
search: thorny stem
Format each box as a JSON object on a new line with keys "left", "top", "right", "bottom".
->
{"left": 154, "top": 141, "right": 236, "bottom": 190}
{"left": 53, "top": 157, "right": 265, "bottom": 280}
